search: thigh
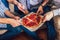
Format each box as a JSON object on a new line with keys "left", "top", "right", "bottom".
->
{"left": 46, "top": 19, "right": 56, "bottom": 40}
{"left": 0, "top": 25, "right": 22, "bottom": 40}
{"left": 54, "top": 15, "right": 60, "bottom": 40}
{"left": 20, "top": 25, "right": 40, "bottom": 40}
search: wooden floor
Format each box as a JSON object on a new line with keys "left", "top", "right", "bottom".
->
{"left": 10, "top": 28, "right": 47, "bottom": 40}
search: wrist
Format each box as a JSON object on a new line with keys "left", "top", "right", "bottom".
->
{"left": 11, "top": 16, "right": 16, "bottom": 19}
{"left": 13, "top": 0, "right": 18, "bottom": 5}
{"left": 40, "top": 5, "right": 44, "bottom": 7}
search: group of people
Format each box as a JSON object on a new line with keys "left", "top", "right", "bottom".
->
{"left": 0, "top": 0, "right": 60, "bottom": 40}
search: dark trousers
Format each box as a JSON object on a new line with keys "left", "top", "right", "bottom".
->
{"left": 7, "top": 5, "right": 56, "bottom": 40}
{"left": 0, "top": 25, "right": 22, "bottom": 40}
{"left": 0, "top": 6, "right": 56, "bottom": 40}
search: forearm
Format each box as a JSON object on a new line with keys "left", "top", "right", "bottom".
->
{"left": 45, "top": 8, "right": 60, "bottom": 21}
{"left": 5, "top": 10, "right": 15, "bottom": 18}
{"left": 7, "top": 0, "right": 14, "bottom": 3}
{"left": 7, "top": 0, "right": 20, "bottom": 6}
{"left": 41, "top": 0, "right": 49, "bottom": 6}
{"left": 45, "top": 11, "right": 54, "bottom": 21}
{"left": 0, "top": 18, "right": 12, "bottom": 24}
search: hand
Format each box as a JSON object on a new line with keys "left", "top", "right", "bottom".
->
{"left": 17, "top": 3, "right": 29, "bottom": 14}
{"left": 9, "top": 19, "right": 21, "bottom": 27}
{"left": 17, "top": 3, "right": 26, "bottom": 13}
{"left": 24, "top": 10, "right": 29, "bottom": 15}
{"left": 42, "top": 15, "right": 47, "bottom": 23}
{"left": 43, "top": 11, "right": 54, "bottom": 22}
{"left": 37, "top": 6, "right": 43, "bottom": 15}
{"left": 13, "top": 16, "right": 20, "bottom": 20}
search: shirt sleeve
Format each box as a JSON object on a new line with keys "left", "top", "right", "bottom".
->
{"left": 0, "top": 1, "right": 8, "bottom": 13}
{"left": 53, "top": 8, "right": 60, "bottom": 16}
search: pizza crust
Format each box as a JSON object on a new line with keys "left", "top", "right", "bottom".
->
{"left": 20, "top": 12, "right": 44, "bottom": 31}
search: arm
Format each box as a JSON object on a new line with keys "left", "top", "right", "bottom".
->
{"left": 43, "top": 8, "right": 60, "bottom": 22}
{"left": 37, "top": 0, "right": 49, "bottom": 14}
{"left": 5, "top": 10, "right": 20, "bottom": 20}
{"left": 7, "top": 0, "right": 19, "bottom": 5}
{"left": 5, "top": 10, "right": 15, "bottom": 18}
{"left": 0, "top": 18, "right": 21, "bottom": 27}
{"left": 0, "top": 18, "right": 11, "bottom": 24}
{"left": 41, "top": 0, "right": 49, "bottom": 7}
{"left": 7, "top": 0, "right": 29, "bottom": 14}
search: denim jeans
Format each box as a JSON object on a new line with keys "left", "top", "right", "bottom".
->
{"left": 14, "top": 5, "right": 56, "bottom": 40}
{"left": 0, "top": 25, "right": 40, "bottom": 40}
{"left": 0, "top": 25, "right": 22, "bottom": 40}
{"left": 20, "top": 25, "right": 40, "bottom": 40}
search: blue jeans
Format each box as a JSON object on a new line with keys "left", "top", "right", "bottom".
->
{"left": 14, "top": 5, "right": 56, "bottom": 40}
{"left": 46, "top": 19, "right": 56, "bottom": 40}
{"left": 27, "top": 6, "right": 56, "bottom": 40}
{"left": 20, "top": 25, "right": 40, "bottom": 40}
{"left": 0, "top": 25, "right": 22, "bottom": 40}
{"left": 0, "top": 25, "right": 40, "bottom": 40}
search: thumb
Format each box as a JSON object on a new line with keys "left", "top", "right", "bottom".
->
{"left": 42, "top": 15, "right": 46, "bottom": 23}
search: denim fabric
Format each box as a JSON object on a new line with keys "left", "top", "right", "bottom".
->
{"left": 1, "top": 0, "right": 56, "bottom": 40}
{"left": 0, "top": 25, "right": 22, "bottom": 40}
{"left": 20, "top": 25, "right": 40, "bottom": 40}
{"left": 1, "top": 0, "right": 9, "bottom": 9}
{"left": 29, "top": 5, "right": 56, "bottom": 40}
{"left": 46, "top": 19, "right": 56, "bottom": 40}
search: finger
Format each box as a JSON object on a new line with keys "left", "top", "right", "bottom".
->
{"left": 42, "top": 15, "right": 46, "bottom": 23}
{"left": 24, "top": 10, "right": 29, "bottom": 14}
{"left": 37, "top": 9, "right": 40, "bottom": 14}
{"left": 37, "top": 11, "right": 41, "bottom": 16}
{"left": 39, "top": 9, "right": 44, "bottom": 15}
{"left": 16, "top": 17, "right": 20, "bottom": 20}
{"left": 19, "top": 7, "right": 26, "bottom": 13}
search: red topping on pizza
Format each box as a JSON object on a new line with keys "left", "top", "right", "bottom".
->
{"left": 26, "top": 22, "right": 37, "bottom": 27}
{"left": 22, "top": 18, "right": 29, "bottom": 25}
{"left": 27, "top": 14, "right": 36, "bottom": 21}
{"left": 22, "top": 13, "right": 43, "bottom": 27}
{"left": 36, "top": 16, "right": 41, "bottom": 24}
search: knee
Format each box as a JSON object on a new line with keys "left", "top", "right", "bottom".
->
{"left": 12, "top": 27, "right": 23, "bottom": 34}
{"left": 15, "top": 27, "right": 23, "bottom": 33}
{"left": 54, "top": 16, "right": 60, "bottom": 30}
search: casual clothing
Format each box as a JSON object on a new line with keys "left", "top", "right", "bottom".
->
{"left": 19, "top": 0, "right": 42, "bottom": 10}
{"left": 1, "top": 0, "right": 56, "bottom": 40}
{"left": 14, "top": 0, "right": 56, "bottom": 40}
{"left": 0, "top": 25, "right": 22, "bottom": 40}
{"left": 52, "top": 8, "right": 60, "bottom": 40}
{"left": 0, "top": 0, "right": 22, "bottom": 40}
{"left": 0, "top": 0, "right": 8, "bottom": 28}
{"left": 53, "top": 8, "right": 60, "bottom": 16}
{"left": 53, "top": 0, "right": 60, "bottom": 8}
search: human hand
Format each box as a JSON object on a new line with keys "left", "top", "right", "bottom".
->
{"left": 17, "top": 3, "right": 29, "bottom": 14}
{"left": 43, "top": 11, "right": 54, "bottom": 22}
{"left": 37, "top": 6, "right": 43, "bottom": 15}
{"left": 9, "top": 19, "right": 21, "bottom": 27}
{"left": 24, "top": 10, "right": 29, "bottom": 15}
{"left": 17, "top": 3, "right": 26, "bottom": 13}
{"left": 13, "top": 16, "right": 20, "bottom": 20}
{"left": 42, "top": 15, "right": 47, "bottom": 23}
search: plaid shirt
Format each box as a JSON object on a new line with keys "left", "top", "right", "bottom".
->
{"left": 0, "top": 0, "right": 8, "bottom": 28}
{"left": 53, "top": 0, "right": 60, "bottom": 8}
{"left": 19, "top": 0, "right": 42, "bottom": 9}
{"left": 53, "top": 8, "right": 60, "bottom": 16}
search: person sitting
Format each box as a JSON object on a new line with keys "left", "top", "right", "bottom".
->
{"left": 7, "top": 0, "right": 56, "bottom": 40}
{"left": 0, "top": 0, "right": 23, "bottom": 40}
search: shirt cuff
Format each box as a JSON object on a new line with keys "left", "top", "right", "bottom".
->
{"left": 53, "top": 8, "right": 60, "bottom": 16}
{"left": 2, "top": 7, "right": 8, "bottom": 13}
